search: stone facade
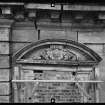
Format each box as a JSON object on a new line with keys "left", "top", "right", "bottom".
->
{"left": 0, "top": 2, "right": 105, "bottom": 103}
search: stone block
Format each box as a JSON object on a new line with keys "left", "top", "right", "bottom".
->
{"left": 99, "top": 82, "right": 105, "bottom": 102}
{"left": 40, "top": 30, "right": 77, "bottom": 41}
{"left": 65, "top": 30, "right": 78, "bottom": 41}
{"left": 103, "top": 44, "right": 105, "bottom": 56}
{"left": 0, "top": 56, "right": 9, "bottom": 68}
{"left": 0, "top": 96, "right": 9, "bottom": 103}
{"left": 97, "top": 53, "right": 105, "bottom": 102}
{"left": 78, "top": 31, "right": 105, "bottom": 43}
{"left": 0, "top": 28, "right": 9, "bottom": 41}
{"left": 0, "top": 83, "right": 9, "bottom": 95}
{"left": 0, "top": 69, "right": 9, "bottom": 81}
{"left": 12, "top": 29, "right": 38, "bottom": 42}
{"left": 40, "top": 30, "right": 66, "bottom": 40}
{"left": 86, "top": 44, "right": 103, "bottom": 57}
{"left": 12, "top": 42, "right": 30, "bottom": 54}
{"left": 0, "top": 42, "right": 9, "bottom": 54}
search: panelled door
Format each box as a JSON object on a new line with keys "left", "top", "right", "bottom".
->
{"left": 13, "top": 66, "right": 96, "bottom": 103}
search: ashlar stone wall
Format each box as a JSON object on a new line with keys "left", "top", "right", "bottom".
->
{"left": 0, "top": 19, "right": 105, "bottom": 102}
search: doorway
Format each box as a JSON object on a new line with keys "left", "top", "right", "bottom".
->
{"left": 12, "top": 39, "right": 102, "bottom": 103}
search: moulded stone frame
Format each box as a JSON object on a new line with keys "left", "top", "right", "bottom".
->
{"left": 12, "top": 39, "right": 102, "bottom": 103}
{"left": 13, "top": 39, "right": 102, "bottom": 65}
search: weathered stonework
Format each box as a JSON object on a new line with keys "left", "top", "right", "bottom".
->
{"left": 0, "top": 2, "right": 105, "bottom": 103}
{"left": 0, "top": 28, "right": 10, "bottom": 41}
{"left": 0, "top": 83, "right": 10, "bottom": 95}
{"left": 0, "top": 96, "right": 9, "bottom": 103}
{"left": 13, "top": 70, "right": 94, "bottom": 103}
{"left": 0, "top": 69, "right": 9, "bottom": 81}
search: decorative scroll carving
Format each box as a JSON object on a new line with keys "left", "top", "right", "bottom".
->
{"left": 32, "top": 45, "right": 77, "bottom": 61}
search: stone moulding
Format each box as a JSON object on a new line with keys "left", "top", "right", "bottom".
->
{"left": 13, "top": 39, "right": 102, "bottom": 66}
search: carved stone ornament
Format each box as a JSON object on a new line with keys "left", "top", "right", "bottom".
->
{"left": 32, "top": 45, "right": 77, "bottom": 61}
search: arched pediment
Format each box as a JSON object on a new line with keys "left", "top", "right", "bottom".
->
{"left": 13, "top": 39, "right": 102, "bottom": 66}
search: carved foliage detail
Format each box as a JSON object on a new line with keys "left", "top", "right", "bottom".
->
{"left": 32, "top": 45, "right": 77, "bottom": 61}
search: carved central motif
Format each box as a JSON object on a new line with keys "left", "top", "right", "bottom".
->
{"left": 32, "top": 45, "right": 77, "bottom": 61}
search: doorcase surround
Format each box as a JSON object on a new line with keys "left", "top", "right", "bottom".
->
{"left": 12, "top": 39, "right": 103, "bottom": 103}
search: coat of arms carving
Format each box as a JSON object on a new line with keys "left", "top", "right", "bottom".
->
{"left": 32, "top": 45, "right": 77, "bottom": 61}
